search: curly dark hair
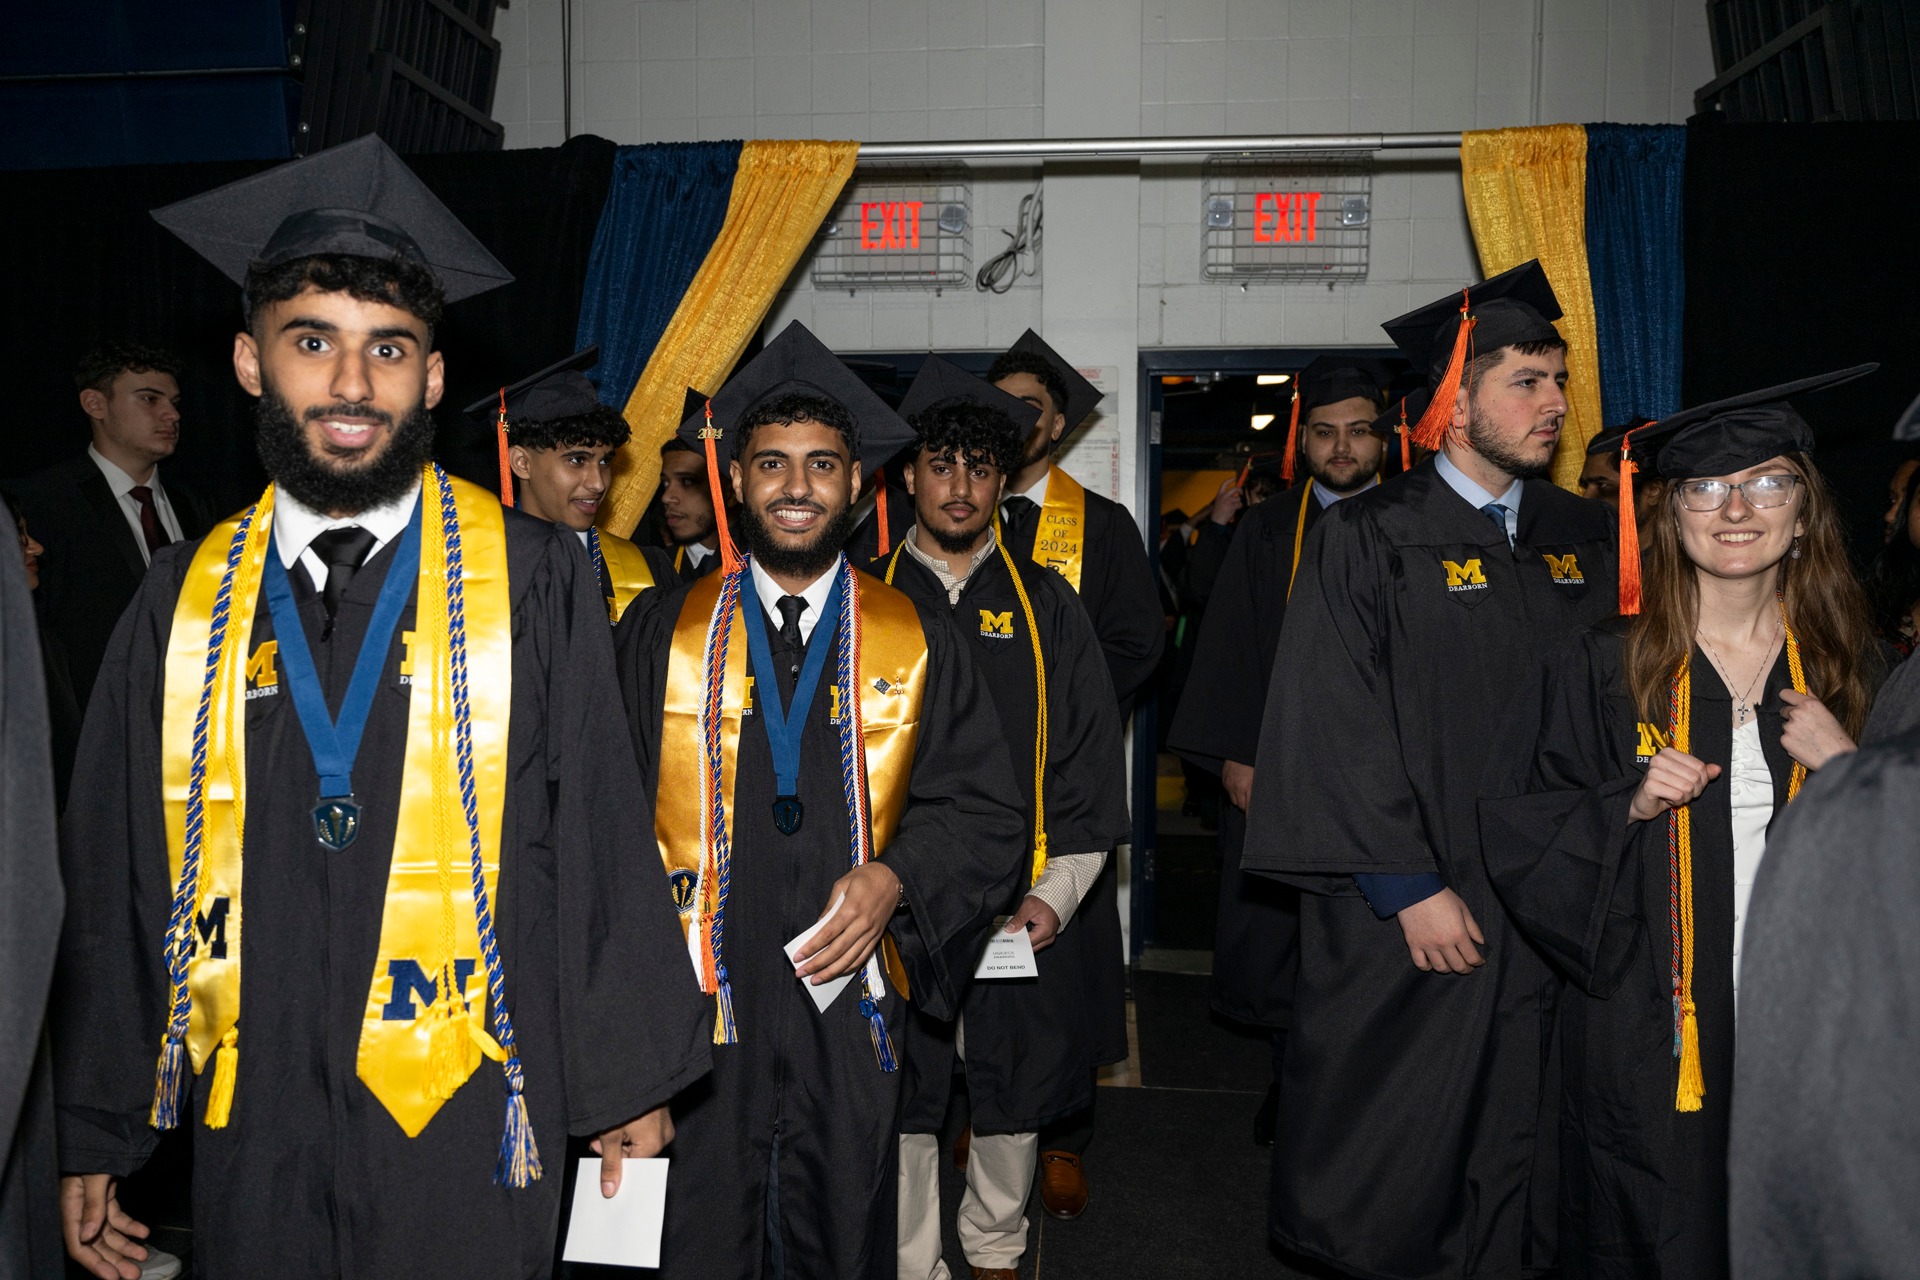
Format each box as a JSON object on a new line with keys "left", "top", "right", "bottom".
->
{"left": 74, "top": 342, "right": 183, "bottom": 395}
{"left": 1871, "top": 465, "right": 1920, "bottom": 641}
{"left": 243, "top": 252, "right": 445, "bottom": 333}
{"left": 506, "top": 405, "right": 631, "bottom": 453}
{"left": 984, "top": 349, "right": 1068, "bottom": 420}
{"left": 907, "top": 398, "right": 1024, "bottom": 477}
{"left": 732, "top": 393, "right": 859, "bottom": 465}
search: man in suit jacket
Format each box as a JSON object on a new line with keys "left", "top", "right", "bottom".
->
{"left": 22, "top": 343, "right": 212, "bottom": 708}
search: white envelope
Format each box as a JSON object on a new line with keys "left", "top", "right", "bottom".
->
{"left": 782, "top": 892, "right": 886, "bottom": 1013}
{"left": 561, "top": 1157, "right": 669, "bottom": 1269}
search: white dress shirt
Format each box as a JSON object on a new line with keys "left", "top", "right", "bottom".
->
{"left": 1003, "top": 467, "right": 1051, "bottom": 513}
{"left": 273, "top": 482, "right": 422, "bottom": 591}
{"left": 748, "top": 554, "right": 842, "bottom": 644}
{"left": 1313, "top": 473, "right": 1380, "bottom": 507}
{"left": 683, "top": 541, "right": 714, "bottom": 570}
{"left": 89, "top": 445, "right": 183, "bottom": 565}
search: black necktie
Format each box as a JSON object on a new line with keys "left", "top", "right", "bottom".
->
{"left": 311, "top": 526, "right": 378, "bottom": 634}
{"left": 1002, "top": 495, "right": 1039, "bottom": 542}
{"left": 776, "top": 595, "right": 807, "bottom": 677}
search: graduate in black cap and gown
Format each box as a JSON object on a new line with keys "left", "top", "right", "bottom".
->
{"left": 1480, "top": 367, "right": 1883, "bottom": 1279}
{"left": 987, "top": 330, "right": 1161, "bottom": 1214}
{"left": 613, "top": 323, "right": 1027, "bottom": 1280}
{"left": 1244, "top": 261, "right": 1619, "bottom": 1280}
{"left": 467, "top": 347, "right": 677, "bottom": 622}
{"left": 873, "top": 358, "right": 1130, "bottom": 1279}
{"left": 53, "top": 136, "right": 711, "bottom": 1280}
{"left": 661, "top": 388, "right": 727, "bottom": 582}
{"left": 1166, "top": 355, "right": 1390, "bottom": 1144}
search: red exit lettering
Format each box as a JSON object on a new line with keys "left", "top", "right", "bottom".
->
{"left": 1253, "top": 192, "right": 1324, "bottom": 243}
{"left": 859, "top": 201, "right": 924, "bottom": 250}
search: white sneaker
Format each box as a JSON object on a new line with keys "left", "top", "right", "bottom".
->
{"left": 139, "top": 1248, "right": 184, "bottom": 1280}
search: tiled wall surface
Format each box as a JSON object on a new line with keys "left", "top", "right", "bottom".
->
{"left": 492, "top": 0, "right": 1713, "bottom": 354}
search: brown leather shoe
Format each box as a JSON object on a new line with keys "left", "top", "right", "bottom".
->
{"left": 969, "top": 1269, "right": 1017, "bottom": 1280}
{"left": 1038, "top": 1149, "right": 1088, "bottom": 1219}
{"left": 953, "top": 1124, "right": 971, "bottom": 1169}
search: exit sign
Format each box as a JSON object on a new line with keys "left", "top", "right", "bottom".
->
{"left": 813, "top": 164, "right": 971, "bottom": 290}
{"left": 1202, "top": 153, "right": 1372, "bottom": 281}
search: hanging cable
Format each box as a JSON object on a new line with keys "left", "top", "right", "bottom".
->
{"left": 975, "top": 185, "right": 1042, "bottom": 294}
{"left": 561, "top": 0, "right": 574, "bottom": 140}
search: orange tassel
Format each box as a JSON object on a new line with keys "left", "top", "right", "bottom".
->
{"left": 1617, "top": 433, "right": 1643, "bottom": 616}
{"left": 495, "top": 388, "right": 515, "bottom": 508}
{"left": 701, "top": 400, "right": 742, "bottom": 576}
{"left": 1281, "top": 380, "right": 1303, "bottom": 483}
{"left": 874, "top": 466, "right": 891, "bottom": 556}
{"left": 1411, "top": 291, "right": 1475, "bottom": 452}
{"left": 1398, "top": 399, "right": 1412, "bottom": 472}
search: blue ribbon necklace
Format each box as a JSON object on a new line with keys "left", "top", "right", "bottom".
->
{"left": 262, "top": 504, "right": 422, "bottom": 851}
{"left": 742, "top": 563, "right": 844, "bottom": 836}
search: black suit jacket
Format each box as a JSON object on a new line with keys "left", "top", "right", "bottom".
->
{"left": 20, "top": 454, "right": 213, "bottom": 708}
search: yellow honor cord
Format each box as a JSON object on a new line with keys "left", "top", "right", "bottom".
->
{"left": 1670, "top": 607, "right": 1809, "bottom": 1113}
{"left": 885, "top": 531, "right": 1050, "bottom": 884}
{"left": 1287, "top": 479, "right": 1315, "bottom": 601}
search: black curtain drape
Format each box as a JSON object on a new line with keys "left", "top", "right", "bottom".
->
{"left": 0, "top": 135, "right": 616, "bottom": 516}
{"left": 1684, "top": 120, "right": 1920, "bottom": 560}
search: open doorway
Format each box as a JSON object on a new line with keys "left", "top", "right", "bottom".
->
{"left": 1132, "top": 347, "right": 1410, "bottom": 973}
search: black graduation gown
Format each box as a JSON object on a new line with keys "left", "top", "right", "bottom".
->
{"left": 883, "top": 546, "right": 1132, "bottom": 1134}
{"left": 614, "top": 570, "right": 1026, "bottom": 1280}
{"left": 1167, "top": 482, "right": 1328, "bottom": 1029}
{"left": 1001, "top": 478, "right": 1165, "bottom": 717}
{"left": 1726, "top": 731, "right": 1920, "bottom": 1280}
{"left": 0, "top": 497, "right": 63, "bottom": 1279}
{"left": 53, "top": 507, "right": 713, "bottom": 1280}
{"left": 1244, "top": 459, "right": 1618, "bottom": 1280}
{"left": 1479, "top": 624, "right": 1800, "bottom": 1280}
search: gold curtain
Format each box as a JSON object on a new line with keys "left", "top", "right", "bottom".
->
{"left": 1460, "top": 125, "right": 1601, "bottom": 491}
{"left": 600, "top": 139, "right": 860, "bottom": 537}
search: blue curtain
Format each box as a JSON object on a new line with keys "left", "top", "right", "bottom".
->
{"left": 1584, "top": 124, "right": 1686, "bottom": 425}
{"left": 575, "top": 141, "right": 741, "bottom": 405}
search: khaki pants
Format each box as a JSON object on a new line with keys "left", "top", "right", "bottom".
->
{"left": 896, "top": 1018, "right": 1040, "bottom": 1278}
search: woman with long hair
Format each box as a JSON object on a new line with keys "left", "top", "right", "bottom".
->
{"left": 1480, "top": 367, "right": 1882, "bottom": 1280}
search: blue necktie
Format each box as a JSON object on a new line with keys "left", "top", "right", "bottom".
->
{"left": 1482, "top": 502, "right": 1513, "bottom": 546}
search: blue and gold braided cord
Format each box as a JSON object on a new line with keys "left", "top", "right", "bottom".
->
{"left": 702, "top": 566, "right": 746, "bottom": 1044}
{"left": 153, "top": 501, "right": 258, "bottom": 1129}
{"left": 836, "top": 561, "right": 897, "bottom": 1071}
{"left": 434, "top": 467, "right": 540, "bottom": 1186}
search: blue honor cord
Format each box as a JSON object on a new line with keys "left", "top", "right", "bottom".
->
{"left": 742, "top": 563, "right": 845, "bottom": 836}
{"left": 261, "top": 503, "right": 423, "bottom": 850}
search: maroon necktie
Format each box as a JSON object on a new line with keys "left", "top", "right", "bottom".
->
{"left": 128, "top": 485, "right": 168, "bottom": 558}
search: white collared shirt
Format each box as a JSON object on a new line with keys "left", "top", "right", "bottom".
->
{"left": 1313, "top": 473, "right": 1381, "bottom": 508}
{"left": 88, "top": 445, "right": 183, "bottom": 564}
{"left": 274, "top": 481, "right": 422, "bottom": 592}
{"left": 1003, "top": 467, "right": 1050, "bottom": 514}
{"left": 1434, "top": 450, "right": 1523, "bottom": 542}
{"left": 748, "top": 553, "right": 842, "bottom": 644}
{"left": 683, "top": 541, "right": 713, "bottom": 569}
{"left": 899, "top": 525, "right": 999, "bottom": 605}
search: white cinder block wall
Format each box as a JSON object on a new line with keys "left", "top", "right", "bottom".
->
{"left": 493, "top": 0, "right": 1711, "bottom": 364}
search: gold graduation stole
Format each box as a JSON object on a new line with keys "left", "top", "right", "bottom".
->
{"left": 1030, "top": 465, "right": 1087, "bottom": 593}
{"left": 589, "top": 526, "right": 655, "bottom": 623}
{"left": 655, "top": 562, "right": 927, "bottom": 1042}
{"left": 157, "top": 468, "right": 537, "bottom": 1181}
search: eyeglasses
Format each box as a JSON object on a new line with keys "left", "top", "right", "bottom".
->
{"left": 1675, "top": 474, "right": 1802, "bottom": 512}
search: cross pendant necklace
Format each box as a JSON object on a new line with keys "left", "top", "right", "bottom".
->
{"left": 1697, "top": 627, "right": 1778, "bottom": 725}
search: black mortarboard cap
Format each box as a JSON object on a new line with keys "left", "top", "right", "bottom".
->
{"left": 462, "top": 347, "right": 602, "bottom": 429}
{"left": 672, "top": 320, "right": 913, "bottom": 473}
{"left": 898, "top": 355, "right": 1042, "bottom": 437}
{"left": 1622, "top": 365, "right": 1875, "bottom": 481}
{"left": 1583, "top": 418, "right": 1651, "bottom": 459}
{"left": 1294, "top": 355, "right": 1388, "bottom": 415}
{"left": 1382, "top": 260, "right": 1563, "bottom": 381}
{"left": 151, "top": 135, "right": 513, "bottom": 304}
{"left": 998, "top": 330, "right": 1103, "bottom": 433}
